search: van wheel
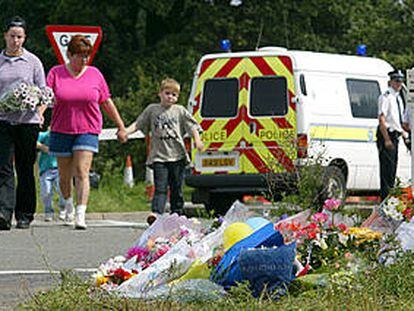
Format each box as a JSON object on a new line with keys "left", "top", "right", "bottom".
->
{"left": 205, "top": 194, "right": 239, "bottom": 216}
{"left": 322, "top": 166, "right": 347, "bottom": 203}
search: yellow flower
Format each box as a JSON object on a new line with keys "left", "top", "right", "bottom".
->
{"left": 346, "top": 227, "right": 382, "bottom": 243}
{"left": 95, "top": 275, "right": 108, "bottom": 287}
{"left": 147, "top": 239, "right": 155, "bottom": 250}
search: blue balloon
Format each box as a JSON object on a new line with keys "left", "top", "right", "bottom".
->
{"left": 246, "top": 217, "right": 270, "bottom": 231}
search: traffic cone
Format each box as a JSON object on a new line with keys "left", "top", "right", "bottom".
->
{"left": 145, "top": 166, "right": 154, "bottom": 201}
{"left": 124, "top": 155, "right": 134, "bottom": 188}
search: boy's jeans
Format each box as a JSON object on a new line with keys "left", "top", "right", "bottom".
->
{"left": 151, "top": 160, "right": 185, "bottom": 214}
{"left": 40, "top": 168, "right": 65, "bottom": 216}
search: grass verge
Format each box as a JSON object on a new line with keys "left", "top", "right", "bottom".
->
{"left": 20, "top": 253, "right": 414, "bottom": 310}
{"left": 36, "top": 173, "right": 195, "bottom": 214}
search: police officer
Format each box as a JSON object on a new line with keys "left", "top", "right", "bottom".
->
{"left": 377, "top": 69, "right": 405, "bottom": 200}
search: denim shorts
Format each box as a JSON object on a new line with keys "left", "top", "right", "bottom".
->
{"left": 49, "top": 132, "right": 99, "bottom": 157}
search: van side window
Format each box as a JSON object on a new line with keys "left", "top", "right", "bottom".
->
{"left": 346, "top": 79, "right": 380, "bottom": 119}
{"left": 250, "top": 76, "right": 288, "bottom": 117}
{"left": 201, "top": 78, "right": 238, "bottom": 118}
{"left": 300, "top": 74, "right": 307, "bottom": 96}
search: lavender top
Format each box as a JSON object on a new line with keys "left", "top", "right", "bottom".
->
{"left": 0, "top": 48, "right": 46, "bottom": 124}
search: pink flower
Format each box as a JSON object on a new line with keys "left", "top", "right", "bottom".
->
{"left": 126, "top": 246, "right": 149, "bottom": 261}
{"left": 323, "top": 198, "right": 341, "bottom": 211}
{"left": 344, "top": 252, "right": 354, "bottom": 261}
{"left": 312, "top": 212, "right": 329, "bottom": 223}
{"left": 180, "top": 227, "right": 190, "bottom": 237}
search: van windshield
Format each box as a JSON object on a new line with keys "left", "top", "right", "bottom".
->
{"left": 201, "top": 78, "right": 238, "bottom": 118}
{"left": 250, "top": 76, "right": 288, "bottom": 117}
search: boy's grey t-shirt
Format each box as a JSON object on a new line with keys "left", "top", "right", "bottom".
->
{"left": 134, "top": 103, "right": 201, "bottom": 165}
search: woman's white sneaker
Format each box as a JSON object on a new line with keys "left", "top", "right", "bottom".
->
{"left": 75, "top": 205, "right": 87, "bottom": 230}
{"left": 58, "top": 209, "right": 66, "bottom": 221}
{"left": 64, "top": 205, "right": 75, "bottom": 226}
{"left": 62, "top": 198, "right": 75, "bottom": 225}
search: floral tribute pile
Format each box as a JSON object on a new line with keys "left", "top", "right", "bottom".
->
{"left": 92, "top": 189, "right": 414, "bottom": 301}
{"left": 94, "top": 226, "right": 197, "bottom": 291}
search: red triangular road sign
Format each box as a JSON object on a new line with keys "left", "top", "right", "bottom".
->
{"left": 46, "top": 25, "right": 102, "bottom": 65}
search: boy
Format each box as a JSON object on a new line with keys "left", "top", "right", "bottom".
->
{"left": 37, "top": 128, "right": 65, "bottom": 221}
{"left": 126, "top": 78, "right": 203, "bottom": 223}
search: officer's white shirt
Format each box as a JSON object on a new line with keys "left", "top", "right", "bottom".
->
{"left": 403, "top": 108, "right": 409, "bottom": 124}
{"left": 378, "top": 87, "right": 404, "bottom": 133}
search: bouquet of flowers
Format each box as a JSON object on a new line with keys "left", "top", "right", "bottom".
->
{"left": 0, "top": 82, "right": 54, "bottom": 113}
{"left": 276, "top": 198, "right": 382, "bottom": 271}
{"left": 93, "top": 256, "right": 139, "bottom": 290}
{"left": 378, "top": 187, "right": 414, "bottom": 225}
{"left": 94, "top": 225, "right": 198, "bottom": 289}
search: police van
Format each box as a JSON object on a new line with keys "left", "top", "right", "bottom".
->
{"left": 185, "top": 47, "right": 411, "bottom": 211}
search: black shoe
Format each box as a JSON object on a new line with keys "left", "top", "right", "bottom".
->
{"left": 16, "top": 220, "right": 31, "bottom": 229}
{"left": 0, "top": 212, "right": 11, "bottom": 231}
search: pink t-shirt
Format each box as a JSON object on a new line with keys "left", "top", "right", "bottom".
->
{"left": 47, "top": 65, "right": 111, "bottom": 134}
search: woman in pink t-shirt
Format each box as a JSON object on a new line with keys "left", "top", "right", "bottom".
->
{"left": 47, "top": 35, "right": 127, "bottom": 229}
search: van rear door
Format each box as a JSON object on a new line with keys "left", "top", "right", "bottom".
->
{"left": 191, "top": 57, "right": 244, "bottom": 175}
{"left": 243, "top": 56, "right": 297, "bottom": 174}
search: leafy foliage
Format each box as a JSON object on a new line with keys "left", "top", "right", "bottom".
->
{"left": 2, "top": 0, "right": 414, "bottom": 175}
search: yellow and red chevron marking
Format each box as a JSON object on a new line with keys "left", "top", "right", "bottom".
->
{"left": 193, "top": 55, "right": 297, "bottom": 174}
{"left": 194, "top": 57, "right": 295, "bottom": 129}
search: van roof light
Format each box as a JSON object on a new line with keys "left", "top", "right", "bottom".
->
{"left": 357, "top": 44, "right": 366, "bottom": 56}
{"left": 219, "top": 39, "right": 231, "bottom": 52}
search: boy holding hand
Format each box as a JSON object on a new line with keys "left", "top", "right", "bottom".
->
{"left": 126, "top": 78, "right": 203, "bottom": 222}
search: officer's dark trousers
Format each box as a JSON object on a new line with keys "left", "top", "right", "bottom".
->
{"left": 0, "top": 122, "right": 39, "bottom": 223}
{"left": 377, "top": 129, "right": 400, "bottom": 201}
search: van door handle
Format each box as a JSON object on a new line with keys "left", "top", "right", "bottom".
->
{"left": 249, "top": 122, "right": 257, "bottom": 134}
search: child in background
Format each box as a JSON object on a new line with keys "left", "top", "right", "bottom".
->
{"left": 126, "top": 78, "right": 203, "bottom": 224}
{"left": 37, "top": 128, "right": 65, "bottom": 221}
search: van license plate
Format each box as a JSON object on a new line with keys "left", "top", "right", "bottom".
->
{"left": 202, "top": 158, "right": 235, "bottom": 167}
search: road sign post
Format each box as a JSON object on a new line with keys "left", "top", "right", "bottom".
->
{"left": 46, "top": 25, "right": 102, "bottom": 64}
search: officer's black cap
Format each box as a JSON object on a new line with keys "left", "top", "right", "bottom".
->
{"left": 388, "top": 69, "right": 404, "bottom": 82}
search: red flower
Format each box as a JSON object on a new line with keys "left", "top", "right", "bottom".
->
{"left": 337, "top": 223, "right": 348, "bottom": 232}
{"left": 306, "top": 231, "right": 317, "bottom": 240}
{"left": 402, "top": 208, "right": 414, "bottom": 220}
{"left": 402, "top": 187, "right": 413, "bottom": 201}
{"left": 110, "top": 268, "right": 133, "bottom": 285}
{"left": 305, "top": 222, "right": 318, "bottom": 230}
{"left": 209, "top": 254, "right": 223, "bottom": 267}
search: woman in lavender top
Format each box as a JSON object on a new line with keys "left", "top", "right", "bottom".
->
{"left": 0, "top": 16, "right": 46, "bottom": 230}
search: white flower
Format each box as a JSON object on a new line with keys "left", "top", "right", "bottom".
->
{"left": 338, "top": 233, "right": 349, "bottom": 246}
{"left": 13, "top": 88, "right": 21, "bottom": 97}
{"left": 387, "top": 197, "right": 400, "bottom": 207}
{"left": 382, "top": 203, "right": 403, "bottom": 221}
{"left": 113, "top": 255, "right": 126, "bottom": 263}
{"left": 19, "top": 82, "right": 28, "bottom": 92}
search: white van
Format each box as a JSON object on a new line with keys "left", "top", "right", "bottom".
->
{"left": 185, "top": 47, "right": 411, "bottom": 211}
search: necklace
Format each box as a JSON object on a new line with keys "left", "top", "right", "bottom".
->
{"left": 5, "top": 49, "right": 23, "bottom": 57}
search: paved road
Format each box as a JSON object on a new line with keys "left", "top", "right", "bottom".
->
{"left": 0, "top": 220, "right": 146, "bottom": 310}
